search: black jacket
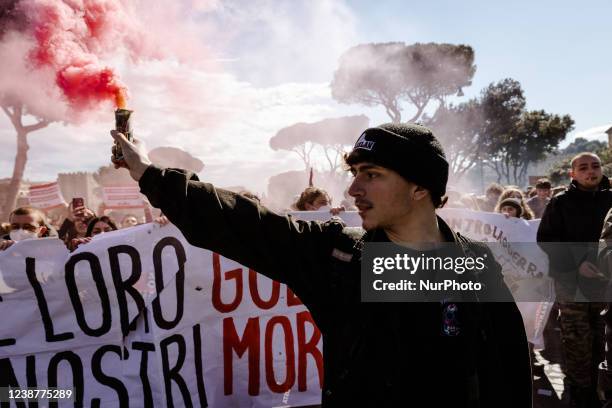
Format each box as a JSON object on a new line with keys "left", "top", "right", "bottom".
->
{"left": 139, "top": 165, "right": 532, "bottom": 407}
{"left": 537, "top": 178, "right": 612, "bottom": 279}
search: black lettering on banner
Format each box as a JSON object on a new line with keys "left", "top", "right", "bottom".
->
{"left": 26, "top": 257, "right": 74, "bottom": 342}
{"left": 152, "top": 238, "right": 185, "bottom": 330}
{"left": 65, "top": 252, "right": 112, "bottom": 337}
{"left": 108, "top": 245, "right": 145, "bottom": 336}
{"left": 47, "top": 351, "right": 84, "bottom": 408}
{"left": 0, "top": 295, "right": 16, "bottom": 347}
{"left": 192, "top": 324, "right": 208, "bottom": 408}
{"left": 0, "top": 358, "right": 26, "bottom": 408}
{"left": 160, "top": 334, "right": 192, "bottom": 408}
{"left": 91, "top": 345, "right": 129, "bottom": 408}
{"left": 132, "top": 341, "right": 155, "bottom": 408}
{"left": 26, "top": 355, "right": 39, "bottom": 408}
{"left": 143, "top": 308, "right": 150, "bottom": 333}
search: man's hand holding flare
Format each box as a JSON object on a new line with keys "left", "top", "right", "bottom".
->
{"left": 110, "top": 130, "right": 151, "bottom": 181}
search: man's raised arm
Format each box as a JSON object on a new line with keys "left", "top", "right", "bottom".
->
{"left": 109, "top": 130, "right": 342, "bottom": 293}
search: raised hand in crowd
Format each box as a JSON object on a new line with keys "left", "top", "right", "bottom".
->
{"left": 154, "top": 215, "right": 170, "bottom": 226}
{"left": 68, "top": 204, "right": 95, "bottom": 223}
{"left": 329, "top": 206, "right": 345, "bottom": 216}
{"left": 0, "top": 240, "right": 15, "bottom": 251}
{"left": 68, "top": 237, "right": 92, "bottom": 252}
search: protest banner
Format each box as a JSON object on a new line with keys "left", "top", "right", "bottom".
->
{"left": 27, "top": 181, "right": 67, "bottom": 210}
{"left": 101, "top": 186, "right": 145, "bottom": 209}
{"left": 0, "top": 224, "right": 322, "bottom": 407}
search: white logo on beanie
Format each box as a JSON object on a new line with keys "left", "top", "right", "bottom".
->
{"left": 355, "top": 132, "right": 375, "bottom": 151}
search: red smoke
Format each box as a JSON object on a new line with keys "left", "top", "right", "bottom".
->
{"left": 21, "top": 0, "right": 131, "bottom": 110}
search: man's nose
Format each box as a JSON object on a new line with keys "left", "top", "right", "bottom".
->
{"left": 348, "top": 178, "right": 363, "bottom": 198}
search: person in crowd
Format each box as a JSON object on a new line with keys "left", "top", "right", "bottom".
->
{"left": 497, "top": 197, "right": 523, "bottom": 219}
{"left": 494, "top": 188, "right": 535, "bottom": 220}
{"left": 68, "top": 216, "right": 119, "bottom": 251}
{"left": 87, "top": 216, "right": 118, "bottom": 237}
{"left": 293, "top": 187, "right": 332, "bottom": 210}
{"left": 293, "top": 186, "right": 345, "bottom": 216}
{"left": 58, "top": 202, "right": 95, "bottom": 244}
{"left": 477, "top": 182, "right": 504, "bottom": 212}
{"left": 120, "top": 213, "right": 139, "bottom": 229}
{"left": 538, "top": 152, "right": 612, "bottom": 407}
{"left": 0, "top": 206, "right": 54, "bottom": 251}
{"left": 527, "top": 178, "right": 552, "bottom": 219}
{"left": 111, "top": 122, "right": 531, "bottom": 407}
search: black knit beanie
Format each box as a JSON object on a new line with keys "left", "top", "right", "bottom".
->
{"left": 345, "top": 123, "right": 449, "bottom": 198}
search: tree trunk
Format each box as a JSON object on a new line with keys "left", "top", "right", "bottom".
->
{"left": 2, "top": 131, "right": 28, "bottom": 218}
{"left": 1, "top": 105, "right": 50, "bottom": 220}
{"left": 383, "top": 99, "right": 402, "bottom": 123}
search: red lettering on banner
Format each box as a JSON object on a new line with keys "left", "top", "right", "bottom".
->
{"left": 286, "top": 288, "right": 302, "bottom": 306}
{"left": 297, "top": 311, "right": 323, "bottom": 391}
{"left": 249, "top": 270, "right": 280, "bottom": 309}
{"left": 212, "top": 253, "right": 243, "bottom": 313}
{"left": 223, "top": 317, "right": 260, "bottom": 396}
{"left": 264, "top": 316, "right": 295, "bottom": 393}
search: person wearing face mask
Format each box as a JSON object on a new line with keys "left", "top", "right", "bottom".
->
{"left": 0, "top": 207, "right": 51, "bottom": 251}
{"left": 538, "top": 152, "right": 612, "bottom": 407}
{"left": 293, "top": 187, "right": 345, "bottom": 216}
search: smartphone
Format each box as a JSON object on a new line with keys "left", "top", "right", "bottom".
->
{"left": 72, "top": 197, "right": 85, "bottom": 209}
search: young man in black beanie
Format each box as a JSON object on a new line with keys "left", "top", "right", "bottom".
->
{"left": 111, "top": 123, "right": 531, "bottom": 407}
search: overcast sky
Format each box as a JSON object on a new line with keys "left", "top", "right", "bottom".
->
{"left": 1, "top": 0, "right": 610, "bottom": 193}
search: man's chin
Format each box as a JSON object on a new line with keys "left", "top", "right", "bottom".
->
{"left": 359, "top": 214, "right": 377, "bottom": 230}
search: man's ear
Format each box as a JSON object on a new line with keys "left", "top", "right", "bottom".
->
{"left": 412, "top": 185, "right": 429, "bottom": 202}
{"left": 568, "top": 168, "right": 574, "bottom": 179}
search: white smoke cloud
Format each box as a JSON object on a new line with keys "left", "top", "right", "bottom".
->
{"left": 0, "top": 0, "right": 364, "bottom": 199}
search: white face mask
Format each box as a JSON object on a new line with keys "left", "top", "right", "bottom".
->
{"left": 317, "top": 205, "right": 331, "bottom": 212}
{"left": 9, "top": 229, "right": 38, "bottom": 242}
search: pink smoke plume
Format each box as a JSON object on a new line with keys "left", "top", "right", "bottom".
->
{"left": 20, "top": 0, "right": 137, "bottom": 111}
{"left": 0, "top": 0, "right": 216, "bottom": 118}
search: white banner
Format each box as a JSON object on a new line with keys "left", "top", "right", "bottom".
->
{"left": 27, "top": 181, "right": 67, "bottom": 210}
{"left": 0, "top": 224, "right": 322, "bottom": 407}
{"left": 102, "top": 186, "right": 145, "bottom": 209}
{"left": 436, "top": 208, "right": 554, "bottom": 347}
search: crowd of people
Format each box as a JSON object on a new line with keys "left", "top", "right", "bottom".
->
{"left": 0, "top": 202, "right": 165, "bottom": 252}
{"left": 1, "top": 126, "right": 612, "bottom": 407}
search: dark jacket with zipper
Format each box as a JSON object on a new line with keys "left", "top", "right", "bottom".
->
{"left": 139, "top": 165, "right": 532, "bottom": 407}
{"left": 537, "top": 178, "right": 612, "bottom": 282}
